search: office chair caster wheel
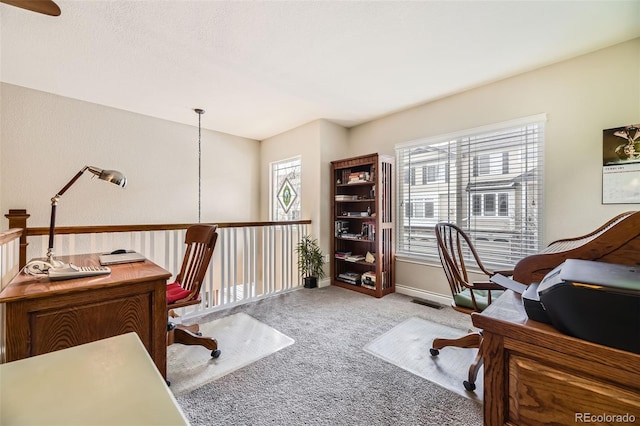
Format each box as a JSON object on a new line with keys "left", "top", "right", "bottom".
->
{"left": 463, "top": 380, "right": 476, "bottom": 391}
{"left": 211, "top": 349, "right": 221, "bottom": 358}
{"left": 430, "top": 348, "right": 439, "bottom": 356}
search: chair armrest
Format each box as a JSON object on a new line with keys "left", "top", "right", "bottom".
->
{"left": 471, "top": 281, "right": 505, "bottom": 291}
{"left": 492, "top": 269, "right": 514, "bottom": 276}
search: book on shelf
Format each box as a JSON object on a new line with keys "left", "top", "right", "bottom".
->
{"left": 361, "top": 281, "right": 376, "bottom": 290}
{"left": 345, "top": 211, "right": 369, "bottom": 217}
{"left": 361, "top": 271, "right": 376, "bottom": 289}
{"left": 337, "top": 271, "right": 361, "bottom": 285}
{"left": 345, "top": 254, "right": 365, "bottom": 262}
{"left": 361, "top": 221, "right": 376, "bottom": 239}
{"left": 362, "top": 271, "right": 376, "bottom": 282}
{"left": 340, "top": 233, "right": 362, "bottom": 239}
{"left": 335, "top": 220, "right": 349, "bottom": 236}
{"left": 347, "top": 172, "right": 371, "bottom": 183}
{"left": 334, "top": 251, "right": 352, "bottom": 259}
{"left": 335, "top": 195, "right": 359, "bottom": 201}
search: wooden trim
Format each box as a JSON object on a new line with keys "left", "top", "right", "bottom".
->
{"left": 25, "top": 220, "right": 312, "bottom": 236}
{"left": 0, "top": 228, "right": 22, "bottom": 246}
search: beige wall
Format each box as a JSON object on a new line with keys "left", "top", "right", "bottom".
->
{"left": 347, "top": 38, "right": 640, "bottom": 300}
{"left": 2, "top": 39, "right": 638, "bottom": 302}
{"left": 260, "top": 119, "right": 348, "bottom": 270}
{"left": 0, "top": 84, "right": 260, "bottom": 230}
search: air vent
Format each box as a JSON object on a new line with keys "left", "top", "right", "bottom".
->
{"left": 411, "top": 298, "right": 444, "bottom": 309}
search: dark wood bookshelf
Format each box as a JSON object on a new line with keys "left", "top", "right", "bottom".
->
{"left": 330, "top": 153, "right": 395, "bottom": 298}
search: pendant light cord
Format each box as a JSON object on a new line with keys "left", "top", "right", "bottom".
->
{"left": 195, "top": 108, "right": 205, "bottom": 223}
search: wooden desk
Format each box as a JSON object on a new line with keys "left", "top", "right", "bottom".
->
{"left": 472, "top": 290, "right": 640, "bottom": 426}
{"left": 0, "top": 332, "right": 189, "bottom": 425}
{"left": 0, "top": 253, "right": 171, "bottom": 377}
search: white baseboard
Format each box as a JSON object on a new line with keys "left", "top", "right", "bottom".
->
{"left": 394, "top": 285, "right": 453, "bottom": 307}
{"left": 318, "top": 277, "right": 331, "bottom": 288}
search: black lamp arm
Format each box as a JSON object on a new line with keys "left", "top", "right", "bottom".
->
{"left": 47, "top": 166, "right": 89, "bottom": 259}
{"left": 45, "top": 165, "right": 125, "bottom": 264}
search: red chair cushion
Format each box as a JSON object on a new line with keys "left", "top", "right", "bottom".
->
{"left": 166, "top": 282, "right": 192, "bottom": 304}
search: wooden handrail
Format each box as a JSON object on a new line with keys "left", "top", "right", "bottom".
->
{"left": 6, "top": 208, "right": 312, "bottom": 270}
{"left": 0, "top": 228, "right": 22, "bottom": 245}
{"left": 25, "top": 220, "right": 312, "bottom": 236}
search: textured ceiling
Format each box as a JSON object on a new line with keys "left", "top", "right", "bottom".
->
{"left": 1, "top": 0, "right": 639, "bottom": 140}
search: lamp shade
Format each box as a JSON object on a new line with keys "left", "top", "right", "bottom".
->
{"left": 87, "top": 166, "right": 127, "bottom": 188}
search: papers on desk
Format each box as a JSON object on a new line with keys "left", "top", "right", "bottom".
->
{"left": 490, "top": 273, "right": 528, "bottom": 294}
{"left": 99, "top": 251, "right": 146, "bottom": 265}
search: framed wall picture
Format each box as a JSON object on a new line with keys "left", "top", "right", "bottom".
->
{"left": 602, "top": 124, "right": 640, "bottom": 204}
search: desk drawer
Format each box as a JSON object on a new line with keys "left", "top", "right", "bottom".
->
{"left": 506, "top": 350, "right": 640, "bottom": 425}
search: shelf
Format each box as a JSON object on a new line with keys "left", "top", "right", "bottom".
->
{"left": 336, "top": 236, "right": 374, "bottom": 242}
{"left": 331, "top": 153, "right": 394, "bottom": 298}
{"left": 335, "top": 258, "right": 376, "bottom": 267}
{"left": 337, "top": 181, "right": 374, "bottom": 187}
{"left": 334, "top": 198, "right": 375, "bottom": 203}
{"left": 336, "top": 216, "right": 375, "bottom": 220}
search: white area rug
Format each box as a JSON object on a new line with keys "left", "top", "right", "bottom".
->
{"left": 364, "top": 317, "right": 483, "bottom": 402}
{"left": 167, "top": 312, "right": 294, "bottom": 395}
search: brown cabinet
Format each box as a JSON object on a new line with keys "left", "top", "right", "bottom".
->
{"left": 0, "top": 253, "right": 171, "bottom": 378}
{"left": 473, "top": 290, "right": 640, "bottom": 426}
{"left": 330, "top": 153, "right": 394, "bottom": 298}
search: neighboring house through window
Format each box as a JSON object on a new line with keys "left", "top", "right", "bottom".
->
{"left": 396, "top": 114, "right": 545, "bottom": 269}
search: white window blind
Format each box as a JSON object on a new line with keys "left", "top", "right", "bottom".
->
{"left": 396, "top": 115, "right": 545, "bottom": 270}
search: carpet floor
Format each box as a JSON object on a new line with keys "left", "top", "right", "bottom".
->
{"left": 173, "top": 286, "right": 484, "bottom": 426}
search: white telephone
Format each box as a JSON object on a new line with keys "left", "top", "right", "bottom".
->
{"left": 24, "top": 260, "right": 110, "bottom": 280}
{"left": 24, "top": 260, "right": 55, "bottom": 275}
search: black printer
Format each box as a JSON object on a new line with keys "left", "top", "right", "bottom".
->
{"left": 527, "top": 259, "right": 640, "bottom": 354}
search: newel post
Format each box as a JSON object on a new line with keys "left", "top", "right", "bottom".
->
{"left": 5, "top": 209, "right": 30, "bottom": 268}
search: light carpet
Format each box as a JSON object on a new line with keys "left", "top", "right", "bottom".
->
{"left": 167, "top": 312, "right": 295, "bottom": 396}
{"left": 364, "top": 316, "right": 483, "bottom": 403}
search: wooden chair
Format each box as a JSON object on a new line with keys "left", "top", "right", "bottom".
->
{"left": 166, "top": 224, "right": 221, "bottom": 359}
{"left": 430, "top": 222, "right": 511, "bottom": 391}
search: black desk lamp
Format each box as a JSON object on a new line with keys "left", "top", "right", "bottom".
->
{"left": 46, "top": 166, "right": 126, "bottom": 267}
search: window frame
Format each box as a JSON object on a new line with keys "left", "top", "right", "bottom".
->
{"left": 269, "top": 156, "right": 302, "bottom": 221}
{"left": 395, "top": 114, "right": 546, "bottom": 270}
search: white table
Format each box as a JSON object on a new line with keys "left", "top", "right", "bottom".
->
{"left": 0, "top": 332, "right": 190, "bottom": 426}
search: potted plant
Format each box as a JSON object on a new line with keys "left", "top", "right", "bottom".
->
{"left": 295, "top": 234, "right": 326, "bottom": 288}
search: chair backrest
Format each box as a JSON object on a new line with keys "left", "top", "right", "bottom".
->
{"left": 435, "top": 222, "right": 493, "bottom": 309}
{"left": 174, "top": 224, "right": 218, "bottom": 305}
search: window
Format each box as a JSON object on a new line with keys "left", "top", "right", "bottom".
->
{"left": 424, "top": 201, "right": 435, "bottom": 218}
{"left": 405, "top": 167, "right": 416, "bottom": 185}
{"left": 396, "top": 114, "right": 545, "bottom": 269}
{"left": 484, "top": 193, "right": 496, "bottom": 216}
{"left": 498, "top": 193, "right": 508, "bottom": 216}
{"left": 422, "top": 164, "right": 446, "bottom": 184}
{"left": 271, "top": 157, "right": 301, "bottom": 221}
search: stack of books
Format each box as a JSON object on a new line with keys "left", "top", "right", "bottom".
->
{"left": 348, "top": 171, "right": 370, "bottom": 183}
{"left": 345, "top": 211, "right": 369, "bottom": 217}
{"left": 361, "top": 271, "right": 376, "bottom": 289}
{"left": 334, "top": 251, "right": 352, "bottom": 259}
{"left": 335, "top": 195, "right": 359, "bottom": 201}
{"left": 345, "top": 254, "right": 365, "bottom": 263}
{"left": 337, "top": 272, "right": 361, "bottom": 285}
{"left": 339, "top": 233, "right": 362, "bottom": 239}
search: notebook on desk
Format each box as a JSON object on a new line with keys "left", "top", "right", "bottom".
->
{"left": 99, "top": 251, "right": 146, "bottom": 265}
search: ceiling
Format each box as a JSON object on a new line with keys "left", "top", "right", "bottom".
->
{"left": 1, "top": 1, "right": 639, "bottom": 141}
